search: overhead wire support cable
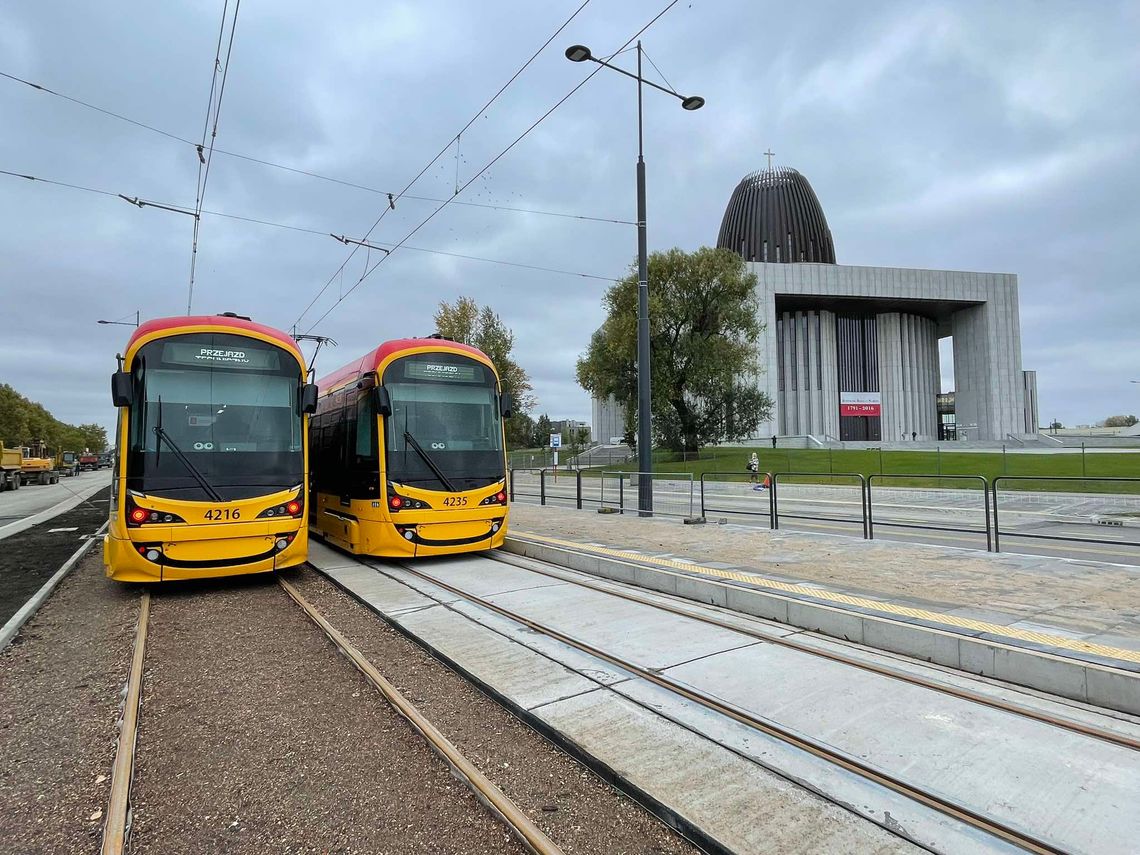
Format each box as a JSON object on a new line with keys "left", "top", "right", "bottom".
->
{"left": 638, "top": 45, "right": 678, "bottom": 95}
{"left": 0, "top": 166, "right": 617, "bottom": 284}
{"left": 293, "top": 0, "right": 596, "bottom": 330}
{"left": 0, "top": 68, "right": 632, "bottom": 226}
{"left": 301, "top": 0, "right": 682, "bottom": 333}
{"left": 331, "top": 234, "right": 390, "bottom": 254}
{"left": 118, "top": 195, "right": 198, "bottom": 218}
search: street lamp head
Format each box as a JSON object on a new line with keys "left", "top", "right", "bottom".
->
{"left": 565, "top": 44, "right": 592, "bottom": 63}
{"left": 680, "top": 95, "right": 705, "bottom": 111}
{"left": 96, "top": 320, "right": 110, "bottom": 324}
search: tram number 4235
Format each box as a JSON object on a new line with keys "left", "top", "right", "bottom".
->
{"left": 204, "top": 508, "right": 241, "bottom": 521}
{"left": 442, "top": 496, "right": 468, "bottom": 507}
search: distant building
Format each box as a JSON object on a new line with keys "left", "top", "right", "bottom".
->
{"left": 591, "top": 396, "right": 627, "bottom": 445}
{"left": 718, "top": 166, "right": 1039, "bottom": 441}
{"left": 588, "top": 164, "right": 1040, "bottom": 443}
{"left": 551, "top": 419, "right": 590, "bottom": 443}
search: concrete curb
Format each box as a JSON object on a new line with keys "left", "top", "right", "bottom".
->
{"left": 0, "top": 478, "right": 108, "bottom": 542}
{"left": 503, "top": 536, "right": 1140, "bottom": 716}
{"left": 0, "top": 522, "right": 108, "bottom": 651}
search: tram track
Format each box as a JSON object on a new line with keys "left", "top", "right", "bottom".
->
{"left": 98, "top": 582, "right": 563, "bottom": 855}
{"left": 369, "top": 554, "right": 1132, "bottom": 855}
{"left": 486, "top": 550, "right": 1140, "bottom": 750}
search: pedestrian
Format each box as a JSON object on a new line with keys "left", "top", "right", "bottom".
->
{"left": 911, "top": 431, "right": 917, "bottom": 441}
{"left": 747, "top": 452, "right": 759, "bottom": 484}
{"left": 771, "top": 435, "right": 777, "bottom": 449}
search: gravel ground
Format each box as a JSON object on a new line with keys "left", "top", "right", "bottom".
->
{"left": 287, "top": 565, "right": 698, "bottom": 855}
{"left": 0, "top": 551, "right": 139, "bottom": 854}
{"left": 0, "top": 487, "right": 110, "bottom": 625}
{"left": 510, "top": 503, "right": 1139, "bottom": 632}
{"left": 129, "top": 574, "right": 528, "bottom": 855}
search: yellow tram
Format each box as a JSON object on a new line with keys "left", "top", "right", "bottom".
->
{"left": 104, "top": 313, "right": 318, "bottom": 582}
{"left": 309, "top": 336, "right": 511, "bottom": 557}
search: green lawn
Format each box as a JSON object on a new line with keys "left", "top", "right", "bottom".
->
{"left": 580, "top": 446, "right": 1140, "bottom": 493}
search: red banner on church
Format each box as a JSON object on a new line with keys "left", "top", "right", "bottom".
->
{"left": 840, "top": 392, "right": 881, "bottom": 417}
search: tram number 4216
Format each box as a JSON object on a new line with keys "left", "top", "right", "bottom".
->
{"left": 442, "top": 496, "right": 468, "bottom": 507}
{"left": 204, "top": 508, "right": 241, "bottom": 521}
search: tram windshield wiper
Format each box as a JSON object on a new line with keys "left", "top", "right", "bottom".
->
{"left": 153, "top": 420, "right": 223, "bottom": 502}
{"left": 402, "top": 430, "right": 458, "bottom": 493}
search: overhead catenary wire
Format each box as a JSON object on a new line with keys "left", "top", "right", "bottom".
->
{"left": 188, "top": 0, "right": 242, "bottom": 315}
{"left": 293, "top": 0, "right": 597, "bottom": 331}
{"left": 300, "top": 0, "right": 682, "bottom": 333}
{"left": 0, "top": 167, "right": 618, "bottom": 283}
{"left": 0, "top": 69, "right": 632, "bottom": 225}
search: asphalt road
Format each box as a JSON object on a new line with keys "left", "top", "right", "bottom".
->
{"left": 0, "top": 470, "right": 110, "bottom": 529}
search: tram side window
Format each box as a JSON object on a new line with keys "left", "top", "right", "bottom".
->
{"left": 354, "top": 392, "right": 377, "bottom": 463}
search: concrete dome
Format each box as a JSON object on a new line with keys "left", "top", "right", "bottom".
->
{"left": 717, "top": 167, "right": 836, "bottom": 264}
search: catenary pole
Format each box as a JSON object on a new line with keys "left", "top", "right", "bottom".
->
{"left": 635, "top": 41, "right": 653, "bottom": 515}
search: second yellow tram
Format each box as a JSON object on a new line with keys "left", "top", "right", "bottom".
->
{"left": 309, "top": 336, "right": 511, "bottom": 557}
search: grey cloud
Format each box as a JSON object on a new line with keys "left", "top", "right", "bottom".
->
{"left": 1, "top": 0, "right": 1137, "bottom": 438}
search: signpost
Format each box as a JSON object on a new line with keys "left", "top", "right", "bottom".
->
{"left": 550, "top": 433, "right": 562, "bottom": 479}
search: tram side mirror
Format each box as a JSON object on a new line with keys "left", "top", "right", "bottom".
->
{"left": 499, "top": 393, "right": 513, "bottom": 419}
{"left": 300, "top": 383, "right": 319, "bottom": 414}
{"left": 111, "top": 372, "right": 133, "bottom": 408}
{"left": 374, "top": 386, "right": 392, "bottom": 417}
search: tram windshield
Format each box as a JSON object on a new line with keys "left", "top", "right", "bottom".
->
{"left": 383, "top": 352, "right": 505, "bottom": 492}
{"left": 126, "top": 333, "right": 304, "bottom": 500}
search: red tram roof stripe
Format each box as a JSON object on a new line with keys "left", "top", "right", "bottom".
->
{"left": 316, "top": 338, "right": 490, "bottom": 391}
{"left": 126, "top": 315, "right": 302, "bottom": 357}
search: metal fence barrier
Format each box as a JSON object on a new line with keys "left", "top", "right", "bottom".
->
{"left": 539, "top": 468, "right": 583, "bottom": 510}
{"left": 509, "top": 468, "right": 543, "bottom": 505}
{"left": 867, "top": 474, "right": 992, "bottom": 551}
{"left": 772, "top": 473, "right": 868, "bottom": 539}
{"left": 516, "top": 467, "right": 1140, "bottom": 559}
{"left": 600, "top": 471, "right": 695, "bottom": 518}
{"left": 699, "top": 472, "right": 775, "bottom": 525}
{"left": 992, "top": 476, "right": 1140, "bottom": 552}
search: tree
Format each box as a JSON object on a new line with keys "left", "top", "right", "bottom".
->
{"left": 0, "top": 383, "right": 107, "bottom": 452}
{"left": 434, "top": 297, "right": 536, "bottom": 448}
{"left": 532, "top": 413, "right": 553, "bottom": 448}
{"left": 1104, "top": 414, "right": 1139, "bottom": 427}
{"left": 576, "top": 247, "right": 772, "bottom": 452}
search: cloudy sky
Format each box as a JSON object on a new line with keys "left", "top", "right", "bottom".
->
{"left": 2, "top": 0, "right": 1138, "bottom": 436}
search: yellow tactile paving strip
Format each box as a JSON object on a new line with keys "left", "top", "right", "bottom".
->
{"left": 512, "top": 530, "right": 1140, "bottom": 666}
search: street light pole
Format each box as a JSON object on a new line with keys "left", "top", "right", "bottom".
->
{"left": 565, "top": 42, "right": 703, "bottom": 516}
{"left": 634, "top": 42, "right": 653, "bottom": 516}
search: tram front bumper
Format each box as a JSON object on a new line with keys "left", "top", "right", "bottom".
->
{"left": 385, "top": 513, "right": 508, "bottom": 557}
{"left": 104, "top": 524, "right": 307, "bottom": 582}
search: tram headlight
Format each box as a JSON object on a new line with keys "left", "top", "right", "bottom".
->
{"left": 386, "top": 486, "right": 431, "bottom": 511}
{"left": 258, "top": 496, "right": 304, "bottom": 519}
{"left": 126, "top": 497, "right": 184, "bottom": 527}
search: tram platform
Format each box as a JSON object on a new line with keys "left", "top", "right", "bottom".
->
{"left": 507, "top": 504, "right": 1140, "bottom": 714}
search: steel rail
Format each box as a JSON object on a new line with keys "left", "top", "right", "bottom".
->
{"left": 489, "top": 549, "right": 1140, "bottom": 752}
{"left": 276, "top": 577, "right": 564, "bottom": 855}
{"left": 100, "top": 591, "right": 150, "bottom": 855}
{"left": 388, "top": 561, "right": 1066, "bottom": 855}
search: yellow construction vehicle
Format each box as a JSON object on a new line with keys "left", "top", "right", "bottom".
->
{"left": 18, "top": 440, "right": 61, "bottom": 486}
{"left": 0, "top": 443, "right": 21, "bottom": 491}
